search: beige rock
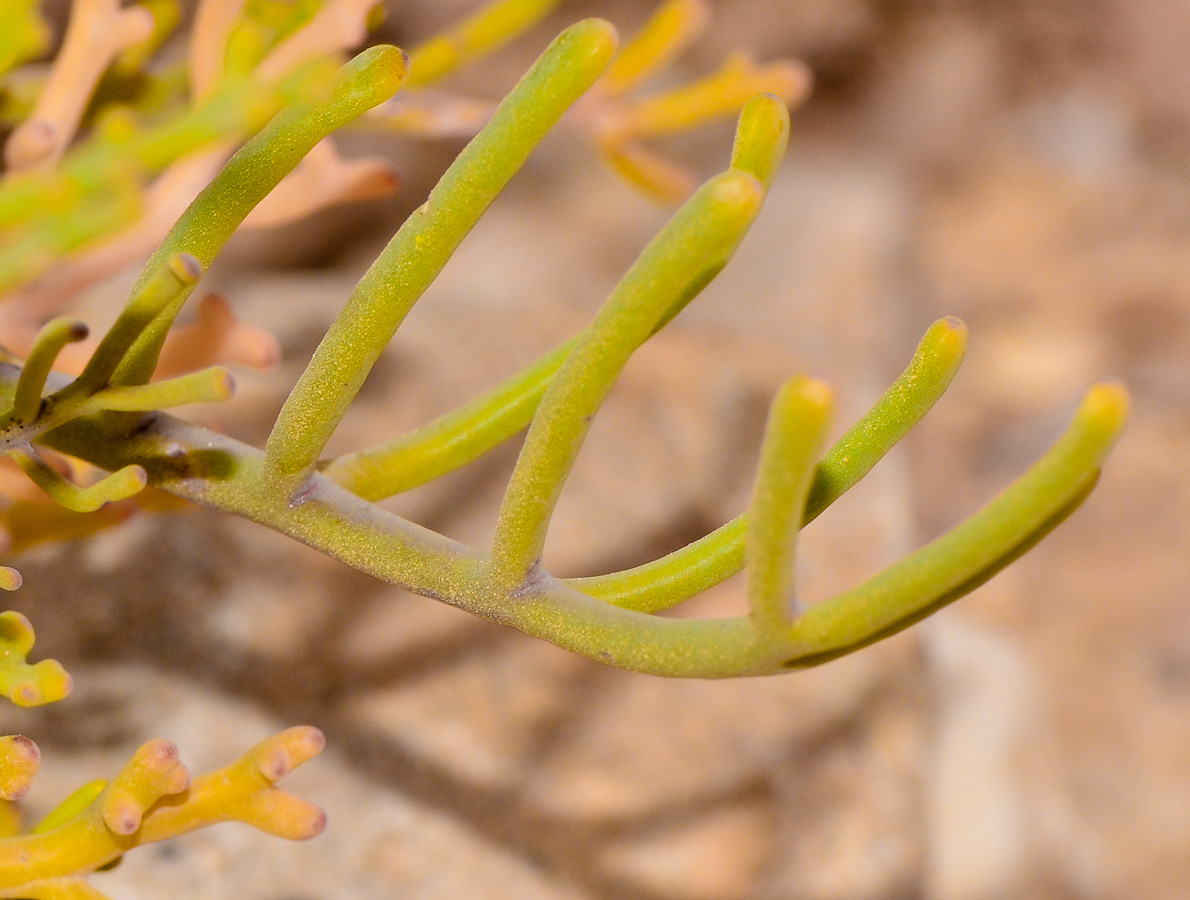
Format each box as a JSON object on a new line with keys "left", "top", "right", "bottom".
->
{"left": 599, "top": 802, "right": 775, "bottom": 900}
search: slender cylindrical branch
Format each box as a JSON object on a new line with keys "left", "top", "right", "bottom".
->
{"left": 37, "top": 375, "right": 1125, "bottom": 678}
{"left": 322, "top": 339, "right": 575, "bottom": 500}
{"left": 806, "top": 318, "right": 968, "bottom": 511}
{"left": 730, "top": 92, "right": 789, "bottom": 189}
{"left": 12, "top": 448, "right": 146, "bottom": 513}
{"left": 488, "top": 169, "right": 764, "bottom": 591}
{"left": 74, "top": 367, "right": 235, "bottom": 415}
{"left": 11, "top": 318, "right": 89, "bottom": 423}
{"left": 407, "top": 0, "right": 564, "bottom": 87}
{"left": 262, "top": 20, "right": 619, "bottom": 493}
{"left": 72, "top": 254, "right": 203, "bottom": 395}
{"left": 594, "top": 0, "right": 709, "bottom": 98}
{"left": 113, "top": 44, "right": 410, "bottom": 386}
{"left": 646, "top": 99, "right": 788, "bottom": 330}
{"left": 781, "top": 381, "right": 1129, "bottom": 666}
{"left": 566, "top": 317, "right": 968, "bottom": 610}
{"left": 747, "top": 375, "right": 832, "bottom": 633}
{"left": 600, "top": 54, "right": 810, "bottom": 142}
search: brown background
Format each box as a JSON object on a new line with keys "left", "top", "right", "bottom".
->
{"left": 4, "top": 1, "right": 1190, "bottom": 897}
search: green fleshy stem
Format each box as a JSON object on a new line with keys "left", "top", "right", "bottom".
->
{"left": 567, "top": 317, "right": 968, "bottom": 611}
{"left": 38, "top": 374, "right": 1125, "bottom": 677}
{"left": 262, "top": 19, "right": 619, "bottom": 492}
{"left": 729, "top": 93, "right": 789, "bottom": 189}
{"left": 780, "top": 382, "right": 1129, "bottom": 666}
{"left": 746, "top": 375, "right": 832, "bottom": 632}
{"left": 10, "top": 318, "right": 89, "bottom": 423}
{"left": 321, "top": 339, "right": 575, "bottom": 500}
{"left": 11, "top": 448, "right": 146, "bottom": 514}
{"left": 72, "top": 253, "right": 203, "bottom": 395}
{"left": 488, "top": 168, "right": 764, "bottom": 591}
{"left": 73, "top": 367, "right": 235, "bottom": 415}
{"left": 112, "top": 44, "right": 410, "bottom": 386}
{"left": 320, "top": 90, "right": 790, "bottom": 503}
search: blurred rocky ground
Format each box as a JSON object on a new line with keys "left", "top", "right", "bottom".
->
{"left": 4, "top": 0, "right": 1190, "bottom": 897}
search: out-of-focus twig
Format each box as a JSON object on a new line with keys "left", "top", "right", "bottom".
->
{"left": 243, "top": 138, "right": 398, "bottom": 229}
{"left": 5, "top": 0, "right": 155, "bottom": 172}
{"left": 189, "top": 0, "right": 248, "bottom": 101}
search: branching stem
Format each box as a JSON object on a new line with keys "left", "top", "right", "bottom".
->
{"left": 263, "top": 20, "right": 619, "bottom": 494}
{"left": 38, "top": 378, "right": 1125, "bottom": 677}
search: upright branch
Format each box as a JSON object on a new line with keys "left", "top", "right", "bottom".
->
{"left": 488, "top": 168, "right": 764, "bottom": 591}
{"left": 262, "top": 19, "right": 619, "bottom": 494}
{"left": 746, "top": 376, "right": 833, "bottom": 632}
{"left": 0, "top": 7, "right": 1128, "bottom": 900}
{"left": 10, "top": 318, "right": 89, "bottom": 424}
{"left": 780, "top": 383, "right": 1128, "bottom": 666}
{"left": 111, "top": 44, "right": 410, "bottom": 385}
{"left": 569, "top": 316, "right": 968, "bottom": 612}
{"left": 321, "top": 91, "right": 790, "bottom": 504}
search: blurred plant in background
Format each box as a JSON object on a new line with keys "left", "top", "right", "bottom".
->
{"left": 0, "top": 0, "right": 808, "bottom": 556}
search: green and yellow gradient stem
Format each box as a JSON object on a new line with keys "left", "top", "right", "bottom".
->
{"left": 567, "top": 316, "right": 967, "bottom": 611}
{"left": 111, "top": 45, "right": 410, "bottom": 386}
{"left": 483, "top": 94, "right": 784, "bottom": 590}
{"left": 320, "top": 95, "right": 788, "bottom": 501}
{"left": 321, "top": 338, "right": 576, "bottom": 500}
{"left": 746, "top": 376, "right": 832, "bottom": 633}
{"left": 488, "top": 168, "right": 764, "bottom": 592}
{"left": 10, "top": 318, "right": 89, "bottom": 424}
{"left": 40, "top": 378, "right": 1125, "bottom": 677}
{"left": 263, "top": 20, "right": 619, "bottom": 494}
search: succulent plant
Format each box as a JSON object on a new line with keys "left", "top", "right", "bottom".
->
{"left": 0, "top": 1, "right": 1126, "bottom": 895}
